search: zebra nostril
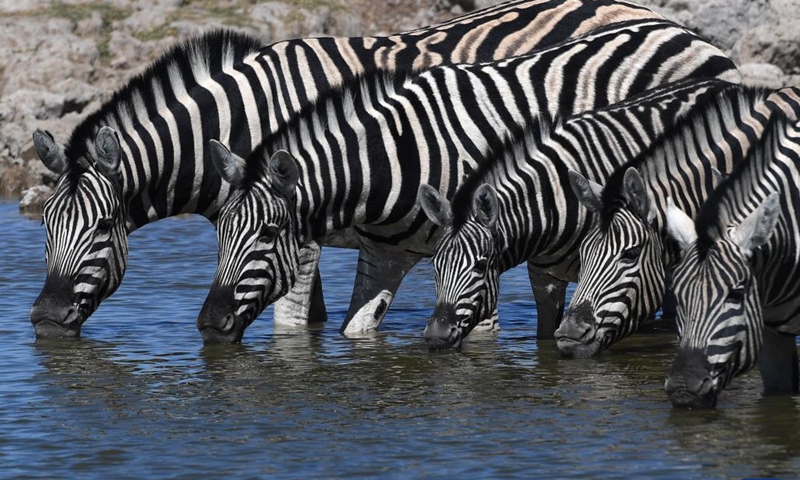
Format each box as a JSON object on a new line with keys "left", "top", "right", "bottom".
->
{"left": 697, "top": 376, "right": 714, "bottom": 395}
{"left": 580, "top": 325, "right": 593, "bottom": 340}
{"left": 62, "top": 306, "right": 79, "bottom": 326}
{"left": 221, "top": 314, "right": 235, "bottom": 333}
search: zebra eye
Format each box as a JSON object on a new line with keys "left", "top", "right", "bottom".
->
{"left": 96, "top": 217, "right": 113, "bottom": 232}
{"left": 726, "top": 287, "right": 745, "bottom": 304}
{"left": 473, "top": 258, "right": 488, "bottom": 275}
{"left": 259, "top": 224, "right": 279, "bottom": 243}
{"left": 620, "top": 245, "right": 642, "bottom": 263}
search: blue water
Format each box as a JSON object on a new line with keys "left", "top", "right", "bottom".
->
{"left": 1, "top": 199, "right": 799, "bottom": 479}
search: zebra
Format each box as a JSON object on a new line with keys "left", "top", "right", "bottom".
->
{"left": 29, "top": 0, "right": 705, "bottom": 341}
{"left": 556, "top": 85, "right": 800, "bottom": 358}
{"left": 663, "top": 111, "right": 800, "bottom": 408}
{"left": 416, "top": 78, "right": 731, "bottom": 349}
{"left": 197, "top": 18, "right": 739, "bottom": 345}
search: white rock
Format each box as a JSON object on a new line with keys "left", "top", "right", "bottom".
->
{"left": 19, "top": 185, "right": 53, "bottom": 217}
{"left": 739, "top": 63, "right": 789, "bottom": 89}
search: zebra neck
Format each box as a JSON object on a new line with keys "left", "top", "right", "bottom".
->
{"left": 703, "top": 115, "right": 800, "bottom": 313}
{"left": 636, "top": 92, "right": 775, "bottom": 244}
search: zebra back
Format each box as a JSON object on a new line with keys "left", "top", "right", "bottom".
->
{"left": 199, "top": 18, "right": 739, "bottom": 343}
{"left": 31, "top": 0, "right": 738, "bottom": 340}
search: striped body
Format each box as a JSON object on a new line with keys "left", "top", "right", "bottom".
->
{"left": 29, "top": 0, "right": 739, "bottom": 341}
{"left": 556, "top": 86, "right": 800, "bottom": 358}
{"left": 418, "top": 79, "right": 729, "bottom": 348}
{"left": 664, "top": 112, "right": 800, "bottom": 408}
{"left": 198, "top": 19, "right": 739, "bottom": 343}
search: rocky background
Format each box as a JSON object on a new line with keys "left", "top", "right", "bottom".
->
{"left": 1, "top": 0, "right": 799, "bottom": 212}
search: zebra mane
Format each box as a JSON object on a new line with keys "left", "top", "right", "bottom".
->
{"left": 693, "top": 111, "right": 787, "bottom": 257}
{"left": 449, "top": 116, "right": 555, "bottom": 230}
{"left": 597, "top": 84, "right": 771, "bottom": 230}
{"left": 63, "top": 29, "right": 266, "bottom": 172}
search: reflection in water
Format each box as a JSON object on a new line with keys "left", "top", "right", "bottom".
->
{"left": 667, "top": 393, "right": 800, "bottom": 477}
{"left": 2, "top": 201, "right": 800, "bottom": 478}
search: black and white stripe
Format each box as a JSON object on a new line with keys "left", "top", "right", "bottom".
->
{"left": 557, "top": 85, "right": 800, "bottom": 358}
{"left": 663, "top": 111, "right": 800, "bottom": 408}
{"left": 417, "top": 78, "right": 730, "bottom": 349}
{"left": 29, "top": 0, "right": 738, "bottom": 341}
{"left": 198, "top": 19, "right": 739, "bottom": 344}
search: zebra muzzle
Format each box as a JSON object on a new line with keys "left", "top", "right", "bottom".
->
{"left": 197, "top": 285, "right": 246, "bottom": 344}
{"left": 424, "top": 304, "right": 463, "bottom": 350}
{"left": 30, "top": 275, "right": 84, "bottom": 338}
{"left": 555, "top": 302, "right": 599, "bottom": 357}
{"left": 664, "top": 348, "right": 717, "bottom": 408}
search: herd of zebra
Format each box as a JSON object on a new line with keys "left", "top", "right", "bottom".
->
{"left": 26, "top": 0, "right": 800, "bottom": 409}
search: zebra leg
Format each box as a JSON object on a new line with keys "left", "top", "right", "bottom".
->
{"left": 757, "top": 328, "right": 800, "bottom": 394}
{"left": 527, "top": 263, "right": 568, "bottom": 339}
{"left": 273, "top": 242, "right": 327, "bottom": 326}
{"left": 660, "top": 270, "right": 677, "bottom": 320}
{"left": 340, "top": 244, "right": 421, "bottom": 336}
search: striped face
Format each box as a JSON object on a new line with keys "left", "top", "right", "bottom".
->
{"left": 665, "top": 240, "right": 762, "bottom": 408}
{"left": 557, "top": 208, "right": 665, "bottom": 357}
{"left": 31, "top": 166, "right": 128, "bottom": 337}
{"left": 30, "top": 127, "right": 127, "bottom": 338}
{"left": 419, "top": 183, "right": 500, "bottom": 350}
{"left": 663, "top": 194, "right": 780, "bottom": 408}
{"left": 197, "top": 144, "right": 301, "bottom": 344}
{"left": 427, "top": 223, "right": 500, "bottom": 349}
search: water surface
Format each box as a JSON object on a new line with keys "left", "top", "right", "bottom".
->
{"left": 1, "top": 200, "right": 798, "bottom": 479}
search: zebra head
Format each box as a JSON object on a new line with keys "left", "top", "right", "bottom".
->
{"left": 556, "top": 168, "right": 664, "bottom": 357}
{"left": 418, "top": 183, "right": 501, "bottom": 350}
{"left": 663, "top": 194, "right": 780, "bottom": 408}
{"left": 30, "top": 127, "right": 128, "bottom": 338}
{"left": 197, "top": 141, "right": 301, "bottom": 344}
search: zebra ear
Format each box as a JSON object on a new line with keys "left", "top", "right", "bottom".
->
{"left": 665, "top": 198, "right": 697, "bottom": 252}
{"left": 731, "top": 193, "right": 781, "bottom": 258}
{"left": 268, "top": 150, "right": 299, "bottom": 199}
{"left": 623, "top": 167, "right": 656, "bottom": 225}
{"left": 418, "top": 184, "right": 452, "bottom": 227}
{"left": 209, "top": 140, "right": 247, "bottom": 187}
{"left": 33, "top": 129, "right": 67, "bottom": 174}
{"left": 94, "top": 126, "right": 121, "bottom": 180}
{"left": 568, "top": 170, "right": 603, "bottom": 213}
{"left": 473, "top": 184, "right": 498, "bottom": 232}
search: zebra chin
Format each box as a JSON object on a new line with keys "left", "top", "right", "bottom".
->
{"left": 664, "top": 348, "right": 719, "bottom": 409}
{"left": 196, "top": 285, "right": 249, "bottom": 345}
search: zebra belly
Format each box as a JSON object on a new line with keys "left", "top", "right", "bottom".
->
{"left": 353, "top": 222, "right": 440, "bottom": 257}
{"left": 764, "top": 299, "right": 800, "bottom": 335}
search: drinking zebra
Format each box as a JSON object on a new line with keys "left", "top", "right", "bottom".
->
{"left": 556, "top": 85, "right": 800, "bottom": 358}
{"left": 663, "top": 111, "right": 800, "bottom": 408}
{"left": 416, "top": 78, "right": 731, "bottom": 349}
{"left": 198, "top": 18, "right": 738, "bottom": 344}
{"left": 29, "top": 0, "right": 701, "bottom": 340}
